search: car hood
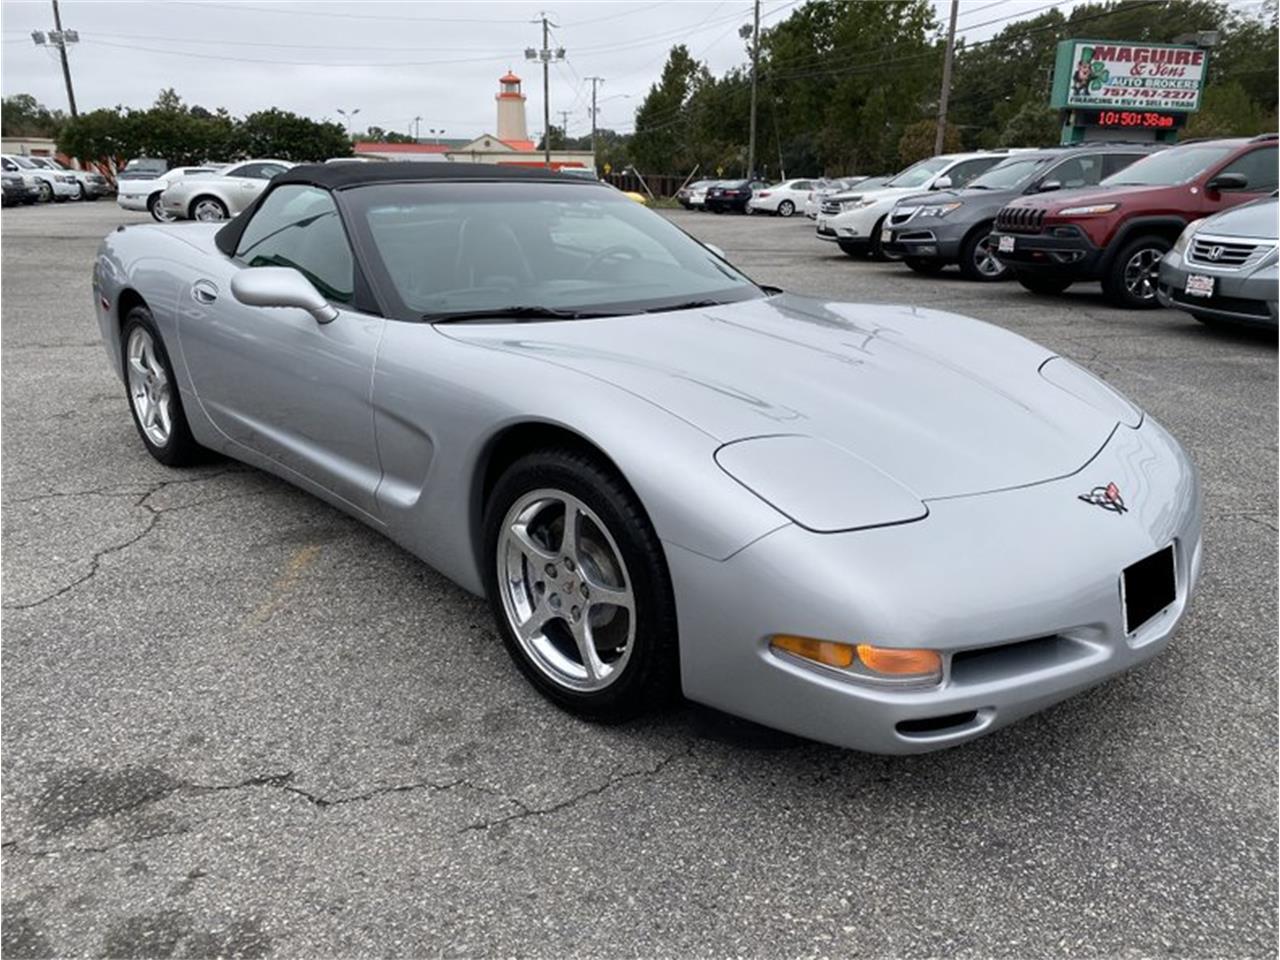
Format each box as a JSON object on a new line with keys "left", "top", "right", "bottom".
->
{"left": 440, "top": 294, "right": 1125, "bottom": 500}
{"left": 1201, "top": 196, "right": 1278, "bottom": 239}
{"left": 1004, "top": 182, "right": 1169, "bottom": 211}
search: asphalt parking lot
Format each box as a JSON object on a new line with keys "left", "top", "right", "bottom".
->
{"left": 2, "top": 200, "right": 1275, "bottom": 958}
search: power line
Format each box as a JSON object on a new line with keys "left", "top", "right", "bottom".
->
{"left": 82, "top": 38, "right": 514, "bottom": 68}
{"left": 179, "top": 2, "right": 532, "bottom": 24}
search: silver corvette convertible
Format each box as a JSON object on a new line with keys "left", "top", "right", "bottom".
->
{"left": 92, "top": 163, "right": 1202, "bottom": 754}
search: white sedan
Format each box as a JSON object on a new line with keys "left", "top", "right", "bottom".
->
{"left": 746, "top": 179, "right": 815, "bottom": 217}
{"left": 117, "top": 166, "right": 220, "bottom": 221}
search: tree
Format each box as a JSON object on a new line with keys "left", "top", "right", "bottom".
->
{"left": 536, "top": 125, "right": 567, "bottom": 151}
{"left": 630, "top": 44, "right": 707, "bottom": 173}
{"left": 998, "top": 103, "right": 1061, "bottom": 147}
{"left": 1185, "top": 81, "right": 1272, "bottom": 137}
{"left": 2, "top": 94, "right": 66, "bottom": 138}
{"left": 235, "top": 108, "right": 351, "bottom": 161}
{"left": 898, "top": 119, "right": 960, "bottom": 165}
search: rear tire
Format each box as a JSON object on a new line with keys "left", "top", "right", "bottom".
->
{"left": 483, "top": 448, "right": 679, "bottom": 722}
{"left": 121, "top": 307, "right": 205, "bottom": 467}
{"left": 189, "top": 195, "right": 229, "bottom": 222}
{"left": 148, "top": 193, "right": 175, "bottom": 222}
{"left": 958, "top": 227, "right": 1009, "bottom": 282}
{"left": 904, "top": 257, "right": 946, "bottom": 275}
{"left": 777, "top": 199, "right": 795, "bottom": 218}
{"left": 1102, "top": 235, "right": 1170, "bottom": 309}
{"left": 1015, "top": 272, "right": 1073, "bottom": 296}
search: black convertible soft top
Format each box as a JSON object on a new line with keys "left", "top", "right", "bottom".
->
{"left": 215, "top": 161, "right": 588, "bottom": 255}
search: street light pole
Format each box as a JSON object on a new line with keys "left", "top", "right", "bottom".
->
{"left": 413, "top": 115, "right": 422, "bottom": 141}
{"left": 586, "top": 76, "right": 605, "bottom": 172}
{"left": 934, "top": 0, "right": 960, "bottom": 155}
{"left": 746, "top": 0, "right": 760, "bottom": 178}
{"left": 526, "top": 13, "right": 564, "bottom": 168}
{"left": 336, "top": 107, "right": 360, "bottom": 138}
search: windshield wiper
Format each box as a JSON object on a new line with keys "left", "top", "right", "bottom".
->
{"left": 425, "top": 305, "right": 614, "bottom": 323}
{"left": 640, "top": 298, "right": 728, "bottom": 314}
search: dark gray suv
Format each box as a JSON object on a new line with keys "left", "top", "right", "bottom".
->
{"left": 882, "top": 144, "right": 1163, "bottom": 281}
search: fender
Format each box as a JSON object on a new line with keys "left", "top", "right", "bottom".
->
{"left": 1100, "top": 216, "right": 1189, "bottom": 272}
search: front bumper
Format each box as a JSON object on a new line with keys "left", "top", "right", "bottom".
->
{"left": 1156, "top": 249, "right": 1278, "bottom": 328}
{"left": 882, "top": 220, "right": 965, "bottom": 261}
{"left": 988, "top": 224, "right": 1105, "bottom": 278}
{"left": 669, "top": 415, "right": 1201, "bottom": 754}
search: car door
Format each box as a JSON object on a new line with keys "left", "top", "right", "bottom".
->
{"left": 177, "top": 184, "right": 386, "bottom": 519}
{"left": 1204, "top": 145, "right": 1278, "bottom": 213}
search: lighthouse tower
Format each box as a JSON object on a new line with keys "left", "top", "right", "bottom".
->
{"left": 495, "top": 71, "right": 529, "bottom": 143}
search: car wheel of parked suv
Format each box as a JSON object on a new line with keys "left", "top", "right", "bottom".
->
{"left": 868, "top": 216, "right": 889, "bottom": 261}
{"left": 959, "top": 229, "right": 1009, "bottom": 283}
{"left": 36, "top": 181, "right": 53, "bottom": 203}
{"left": 904, "top": 258, "right": 945, "bottom": 275}
{"left": 1103, "top": 235, "right": 1171, "bottom": 309}
{"left": 1015, "top": 273, "right": 1073, "bottom": 296}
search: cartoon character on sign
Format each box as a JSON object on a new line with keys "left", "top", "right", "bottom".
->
{"left": 1072, "top": 46, "right": 1108, "bottom": 96}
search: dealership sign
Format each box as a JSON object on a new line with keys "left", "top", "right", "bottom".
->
{"left": 1051, "top": 39, "right": 1207, "bottom": 113}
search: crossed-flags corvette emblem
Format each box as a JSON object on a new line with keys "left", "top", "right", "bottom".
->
{"left": 1078, "top": 481, "right": 1128, "bottom": 514}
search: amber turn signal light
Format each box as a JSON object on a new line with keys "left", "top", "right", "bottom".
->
{"left": 855, "top": 644, "right": 942, "bottom": 676}
{"left": 770, "top": 634, "right": 855, "bottom": 668}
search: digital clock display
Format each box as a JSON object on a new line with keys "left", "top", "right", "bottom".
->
{"left": 1088, "top": 110, "right": 1179, "bottom": 129}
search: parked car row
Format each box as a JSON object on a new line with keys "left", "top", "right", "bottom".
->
{"left": 807, "top": 136, "right": 1277, "bottom": 330}
{"left": 115, "top": 158, "right": 294, "bottom": 221}
{"left": 0, "top": 153, "right": 112, "bottom": 205}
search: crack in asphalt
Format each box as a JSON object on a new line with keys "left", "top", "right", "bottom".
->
{"left": 1, "top": 470, "right": 259, "bottom": 611}
{"left": 459, "top": 741, "right": 694, "bottom": 833}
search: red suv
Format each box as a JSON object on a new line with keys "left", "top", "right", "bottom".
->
{"left": 989, "top": 135, "right": 1278, "bottom": 308}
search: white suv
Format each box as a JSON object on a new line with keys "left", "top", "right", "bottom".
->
{"left": 1, "top": 154, "right": 78, "bottom": 203}
{"left": 816, "top": 151, "right": 1021, "bottom": 259}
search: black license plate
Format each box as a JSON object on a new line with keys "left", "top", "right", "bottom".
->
{"left": 1122, "top": 545, "right": 1176, "bottom": 634}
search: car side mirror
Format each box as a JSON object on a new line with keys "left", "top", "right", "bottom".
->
{"left": 1036, "top": 179, "right": 1062, "bottom": 193}
{"left": 932, "top": 175, "right": 952, "bottom": 190}
{"left": 231, "top": 266, "right": 338, "bottom": 324}
{"left": 1206, "top": 172, "right": 1248, "bottom": 192}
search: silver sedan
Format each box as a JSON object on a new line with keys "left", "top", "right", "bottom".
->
{"left": 91, "top": 163, "right": 1202, "bottom": 753}
{"left": 159, "top": 158, "right": 292, "bottom": 221}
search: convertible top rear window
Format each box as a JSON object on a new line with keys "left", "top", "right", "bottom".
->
{"left": 341, "top": 181, "right": 762, "bottom": 321}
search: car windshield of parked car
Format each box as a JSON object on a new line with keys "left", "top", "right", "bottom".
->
{"left": 884, "top": 157, "right": 951, "bottom": 189}
{"left": 1101, "top": 145, "right": 1235, "bottom": 186}
{"left": 967, "top": 156, "right": 1048, "bottom": 190}
{"left": 8, "top": 156, "right": 38, "bottom": 169}
{"left": 347, "top": 181, "right": 764, "bottom": 320}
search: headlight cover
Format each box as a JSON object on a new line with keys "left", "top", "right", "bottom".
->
{"left": 1039, "top": 356, "right": 1142, "bottom": 428}
{"left": 917, "top": 202, "right": 963, "bottom": 218}
{"left": 715, "top": 435, "right": 927, "bottom": 533}
{"left": 1057, "top": 202, "right": 1119, "bottom": 216}
{"left": 1171, "top": 218, "right": 1203, "bottom": 256}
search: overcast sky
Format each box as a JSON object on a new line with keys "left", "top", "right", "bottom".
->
{"left": 0, "top": 0, "right": 1166, "bottom": 140}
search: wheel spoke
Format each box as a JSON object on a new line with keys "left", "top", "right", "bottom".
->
{"left": 559, "top": 498, "right": 580, "bottom": 562}
{"left": 585, "top": 579, "right": 633, "bottom": 615}
{"left": 510, "top": 520, "right": 557, "bottom": 565}
{"left": 517, "top": 603, "right": 557, "bottom": 642}
{"left": 128, "top": 356, "right": 149, "bottom": 379}
{"left": 572, "top": 618, "right": 605, "bottom": 681}
{"left": 141, "top": 395, "right": 157, "bottom": 428}
{"left": 156, "top": 393, "right": 172, "bottom": 436}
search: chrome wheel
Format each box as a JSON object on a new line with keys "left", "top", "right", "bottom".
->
{"left": 192, "top": 198, "right": 227, "bottom": 221}
{"left": 149, "top": 195, "right": 175, "bottom": 223}
{"left": 973, "top": 236, "right": 1006, "bottom": 278}
{"left": 1123, "top": 247, "right": 1163, "bottom": 301}
{"left": 37, "top": 181, "right": 52, "bottom": 203}
{"left": 497, "top": 489, "right": 635, "bottom": 692}
{"left": 125, "top": 326, "right": 172, "bottom": 447}
{"left": 778, "top": 200, "right": 795, "bottom": 217}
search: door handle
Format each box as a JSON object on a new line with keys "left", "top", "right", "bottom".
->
{"left": 191, "top": 280, "right": 218, "bottom": 304}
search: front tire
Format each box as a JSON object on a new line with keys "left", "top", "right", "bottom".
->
{"left": 190, "top": 196, "right": 229, "bottom": 222}
{"left": 868, "top": 215, "right": 889, "bottom": 261}
{"left": 121, "top": 308, "right": 204, "bottom": 467}
{"left": 777, "top": 199, "right": 795, "bottom": 218}
{"left": 483, "top": 448, "right": 678, "bottom": 722}
{"left": 1015, "top": 272, "right": 1073, "bottom": 296}
{"left": 1102, "top": 235, "right": 1170, "bottom": 309}
{"left": 36, "top": 181, "right": 53, "bottom": 203}
{"left": 958, "top": 228, "right": 1009, "bottom": 282}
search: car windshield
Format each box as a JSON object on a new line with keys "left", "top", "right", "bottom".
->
{"left": 347, "top": 181, "right": 763, "bottom": 320}
{"left": 9, "top": 156, "right": 37, "bottom": 169}
{"left": 885, "top": 157, "right": 951, "bottom": 189}
{"left": 1101, "top": 145, "right": 1235, "bottom": 186}
{"left": 968, "top": 157, "right": 1048, "bottom": 190}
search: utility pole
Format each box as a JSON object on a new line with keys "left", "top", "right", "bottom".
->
{"left": 586, "top": 76, "right": 605, "bottom": 172}
{"left": 413, "top": 115, "right": 422, "bottom": 141}
{"left": 31, "top": 0, "right": 78, "bottom": 117}
{"left": 745, "top": 0, "right": 760, "bottom": 177}
{"left": 934, "top": 0, "right": 959, "bottom": 156}
{"left": 526, "top": 13, "right": 565, "bottom": 168}
{"left": 557, "top": 110, "right": 571, "bottom": 144}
